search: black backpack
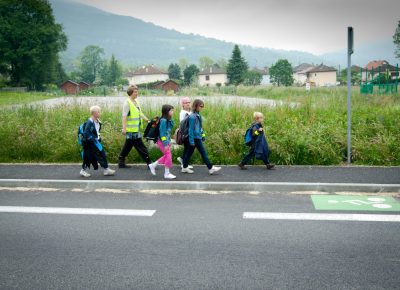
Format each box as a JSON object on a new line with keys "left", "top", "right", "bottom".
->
{"left": 144, "top": 116, "right": 161, "bottom": 141}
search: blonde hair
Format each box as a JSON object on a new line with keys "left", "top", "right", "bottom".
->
{"left": 90, "top": 105, "right": 101, "bottom": 115}
{"left": 253, "top": 112, "right": 264, "bottom": 119}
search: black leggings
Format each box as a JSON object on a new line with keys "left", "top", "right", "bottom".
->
{"left": 119, "top": 138, "right": 152, "bottom": 165}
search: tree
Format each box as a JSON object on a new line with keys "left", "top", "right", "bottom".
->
{"left": 199, "top": 56, "right": 214, "bottom": 69}
{"left": 393, "top": 20, "right": 400, "bottom": 59}
{"left": 100, "top": 54, "right": 122, "bottom": 86}
{"left": 227, "top": 45, "right": 248, "bottom": 86}
{"left": 168, "top": 63, "right": 182, "bottom": 80}
{"left": 244, "top": 70, "right": 263, "bottom": 86}
{"left": 0, "top": 0, "right": 67, "bottom": 89}
{"left": 216, "top": 58, "right": 228, "bottom": 70}
{"left": 339, "top": 68, "right": 361, "bottom": 85}
{"left": 78, "top": 45, "right": 105, "bottom": 83}
{"left": 183, "top": 64, "right": 199, "bottom": 86}
{"left": 178, "top": 58, "right": 189, "bottom": 71}
{"left": 269, "top": 59, "right": 294, "bottom": 86}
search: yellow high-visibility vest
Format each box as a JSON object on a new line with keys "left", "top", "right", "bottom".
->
{"left": 126, "top": 98, "right": 142, "bottom": 133}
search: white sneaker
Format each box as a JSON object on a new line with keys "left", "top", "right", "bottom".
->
{"left": 103, "top": 168, "right": 115, "bottom": 176}
{"left": 188, "top": 165, "right": 194, "bottom": 169}
{"left": 164, "top": 173, "right": 177, "bottom": 179}
{"left": 181, "top": 167, "right": 194, "bottom": 174}
{"left": 80, "top": 169, "right": 91, "bottom": 177}
{"left": 149, "top": 163, "right": 157, "bottom": 176}
{"left": 209, "top": 166, "right": 221, "bottom": 175}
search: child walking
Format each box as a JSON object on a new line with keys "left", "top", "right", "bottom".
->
{"left": 80, "top": 105, "right": 115, "bottom": 177}
{"left": 182, "top": 99, "right": 221, "bottom": 175}
{"left": 176, "top": 97, "right": 193, "bottom": 170}
{"left": 239, "top": 112, "right": 275, "bottom": 170}
{"left": 149, "top": 104, "right": 176, "bottom": 179}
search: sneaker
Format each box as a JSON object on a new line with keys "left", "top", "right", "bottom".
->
{"left": 164, "top": 173, "right": 177, "bottom": 179}
{"left": 181, "top": 164, "right": 194, "bottom": 170}
{"left": 266, "top": 164, "right": 276, "bottom": 170}
{"left": 209, "top": 166, "right": 221, "bottom": 175}
{"left": 80, "top": 169, "right": 91, "bottom": 177}
{"left": 149, "top": 163, "right": 157, "bottom": 176}
{"left": 238, "top": 163, "right": 247, "bottom": 170}
{"left": 103, "top": 168, "right": 115, "bottom": 176}
{"left": 181, "top": 167, "right": 194, "bottom": 174}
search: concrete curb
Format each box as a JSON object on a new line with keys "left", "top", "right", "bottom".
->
{"left": 1, "top": 179, "right": 399, "bottom": 193}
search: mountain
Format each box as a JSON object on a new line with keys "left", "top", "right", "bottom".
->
{"left": 50, "top": 0, "right": 323, "bottom": 70}
{"left": 320, "top": 39, "right": 398, "bottom": 68}
{"left": 50, "top": 0, "right": 398, "bottom": 71}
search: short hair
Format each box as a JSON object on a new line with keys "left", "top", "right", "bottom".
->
{"left": 192, "top": 99, "right": 204, "bottom": 113}
{"left": 127, "top": 85, "right": 138, "bottom": 96}
{"left": 253, "top": 112, "right": 264, "bottom": 119}
{"left": 90, "top": 105, "right": 101, "bottom": 114}
{"left": 180, "top": 97, "right": 190, "bottom": 107}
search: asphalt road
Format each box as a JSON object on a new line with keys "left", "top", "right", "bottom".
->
{"left": 0, "top": 164, "right": 399, "bottom": 184}
{"left": 1, "top": 188, "right": 399, "bottom": 289}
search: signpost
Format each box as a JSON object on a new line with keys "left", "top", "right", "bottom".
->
{"left": 347, "top": 27, "right": 353, "bottom": 164}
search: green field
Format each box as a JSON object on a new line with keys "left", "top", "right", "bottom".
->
{"left": 0, "top": 87, "right": 399, "bottom": 165}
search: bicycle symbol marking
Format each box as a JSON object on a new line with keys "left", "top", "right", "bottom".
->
{"left": 327, "top": 197, "right": 392, "bottom": 209}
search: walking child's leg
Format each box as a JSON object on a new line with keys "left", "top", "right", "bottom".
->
{"left": 241, "top": 147, "right": 255, "bottom": 165}
{"left": 182, "top": 141, "right": 195, "bottom": 168}
{"left": 195, "top": 139, "right": 212, "bottom": 170}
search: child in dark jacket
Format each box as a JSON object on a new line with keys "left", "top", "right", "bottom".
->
{"left": 80, "top": 105, "right": 115, "bottom": 177}
{"left": 239, "top": 112, "right": 275, "bottom": 170}
{"left": 149, "top": 104, "right": 176, "bottom": 179}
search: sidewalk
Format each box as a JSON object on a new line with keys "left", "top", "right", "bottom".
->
{"left": 0, "top": 164, "right": 399, "bottom": 193}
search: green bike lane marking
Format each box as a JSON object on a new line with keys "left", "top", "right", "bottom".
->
{"left": 311, "top": 195, "right": 400, "bottom": 212}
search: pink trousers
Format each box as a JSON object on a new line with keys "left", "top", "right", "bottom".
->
{"left": 156, "top": 140, "right": 173, "bottom": 168}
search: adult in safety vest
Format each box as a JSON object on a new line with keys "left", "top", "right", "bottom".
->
{"left": 118, "top": 85, "right": 155, "bottom": 175}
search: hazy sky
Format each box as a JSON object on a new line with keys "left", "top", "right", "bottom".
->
{"left": 75, "top": 0, "right": 399, "bottom": 55}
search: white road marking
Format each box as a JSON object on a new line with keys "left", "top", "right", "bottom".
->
{"left": 0, "top": 206, "right": 156, "bottom": 217}
{"left": 243, "top": 212, "right": 400, "bottom": 222}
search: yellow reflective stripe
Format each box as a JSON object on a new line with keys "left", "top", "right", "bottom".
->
{"left": 202, "top": 133, "right": 206, "bottom": 137}
{"left": 255, "top": 131, "right": 259, "bottom": 135}
{"left": 161, "top": 136, "right": 167, "bottom": 141}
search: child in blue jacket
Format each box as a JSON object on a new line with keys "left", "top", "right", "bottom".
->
{"left": 239, "top": 112, "right": 275, "bottom": 170}
{"left": 149, "top": 104, "right": 176, "bottom": 179}
{"left": 181, "top": 99, "right": 221, "bottom": 175}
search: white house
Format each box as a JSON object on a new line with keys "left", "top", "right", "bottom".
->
{"left": 306, "top": 64, "right": 337, "bottom": 87}
{"left": 125, "top": 65, "right": 168, "bottom": 85}
{"left": 292, "top": 63, "right": 314, "bottom": 85}
{"left": 198, "top": 65, "right": 228, "bottom": 86}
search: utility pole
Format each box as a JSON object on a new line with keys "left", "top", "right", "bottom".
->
{"left": 347, "top": 27, "right": 354, "bottom": 164}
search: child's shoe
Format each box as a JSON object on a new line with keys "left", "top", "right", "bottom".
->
{"left": 209, "top": 166, "right": 221, "bottom": 175}
{"left": 266, "top": 164, "right": 275, "bottom": 170}
{"left": 164, "top": 173, "right": 176, "bottom": 179}
{"left": 103, "top": 168, "right": 116, "bottom": 176}
{"left": 238, "top": 163, "right": 247, "bottom": 170}
{"left": 80, "top": 169, "right": 91, "bottom": 177}
{"left": 181, "top": 167, "right": 194, "bottom": 174}
{"left": 149, "top": 162, "right": 157, "bottom": 176}
{"left": 178, "top": 157, "right": 193, "bottom": 169}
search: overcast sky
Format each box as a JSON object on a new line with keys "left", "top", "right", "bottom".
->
{"left": 75, "top": 0, "right": 399, "bottom": 55}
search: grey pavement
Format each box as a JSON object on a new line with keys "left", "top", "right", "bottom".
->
{"left": 0, "top": 164, "right": 399, "bottom": 184}
{"left": 0, "top": 189, "right": 399, "bottom": 289}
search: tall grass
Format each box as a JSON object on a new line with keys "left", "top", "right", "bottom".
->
{"left": 0, "top": 88, "right": 399, "bottom": 165}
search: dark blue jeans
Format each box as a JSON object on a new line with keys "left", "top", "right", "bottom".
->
{"left": 183, "top": 139, "right": 212, "bottom": 169}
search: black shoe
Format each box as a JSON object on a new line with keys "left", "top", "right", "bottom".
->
{"left": 118, "top": 163, "right": 132, "bottom": 168}
{"left": 238, "top": 163, "right": 247, "bottom": 170}
{"left": 266, "top": 164, "right": 275, "bottom": 170}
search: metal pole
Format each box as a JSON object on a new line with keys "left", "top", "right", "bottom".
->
{"left": 347, "top": 27, "right": 353, "bottom": 164}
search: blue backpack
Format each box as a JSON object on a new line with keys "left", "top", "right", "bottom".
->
{"left": 244, "top": 127, "right": 254, "bottom": 146}
{"left": 77, "top": 121, "right": 87, "bottom": 146}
